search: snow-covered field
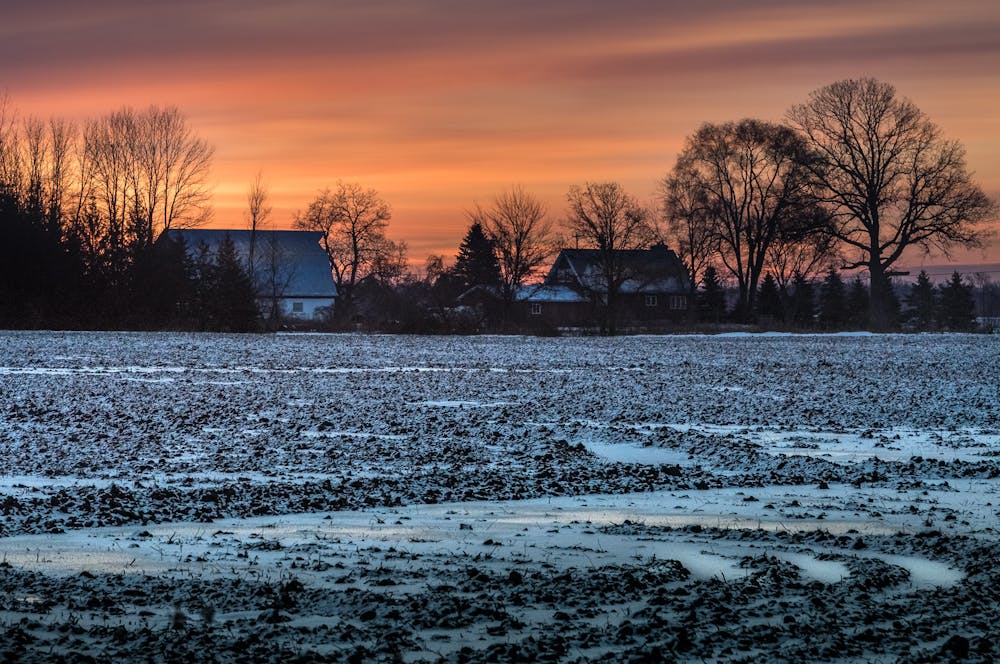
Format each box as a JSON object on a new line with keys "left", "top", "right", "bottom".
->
{"left": 0, "top": 331, "right": 998, "bottom": 662}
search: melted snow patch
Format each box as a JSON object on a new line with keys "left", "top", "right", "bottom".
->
{"left": 580, "top": 440, "right": 690, "bottom": 466}
{"left": 0, "top": 489, "right": 964, "bottom": 589}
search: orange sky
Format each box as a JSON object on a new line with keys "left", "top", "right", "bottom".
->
{"left": 3, "top": 0, "right": 999, "bottom": 266}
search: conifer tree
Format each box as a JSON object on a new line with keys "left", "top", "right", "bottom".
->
{"left": 905, "top": 270, "right": 937, "bottom": 331}
{"left": 756, "top": 273, "right": 784, "bottom": 323}
{"left": 790, "top": 272, "right": 815, "bottom": 327}
{"left": 453, "top": 222, "right": 500, "bottom": 290}
{"left": 210, "top": 234, "right": 259, "bottom": 331}
{"left": 846, "top": 276, "right": 869, "bottom": 328}
{"left": 938, "top": 271, "right": 976, "bottom": 331}
{"left": 818, "top": 269, "right": 847, "bottom": 329}
{"left": 698, "top": 266, "right": 726, "bottom": 323}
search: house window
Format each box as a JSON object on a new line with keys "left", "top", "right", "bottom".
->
{"left": 644, "top": 295, "right": 658, "bottom": 307}
{"left": 669, "top": 295, "right": 687, "bottom": 310}
{"left": 292, "top": 301, "right": 304, "bottom": 313}
{"left": 530, "top": 303, "right": 542, "bottom": 316}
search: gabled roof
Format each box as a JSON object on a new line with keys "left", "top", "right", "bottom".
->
{"left": 515, "top": 284, "right": 587, "bottom": 303}
{"left": 163, "top": 229, "right": 337, "bottom": 298}
{"left": 545, "top": 244, "right": 690, "bottom": 293}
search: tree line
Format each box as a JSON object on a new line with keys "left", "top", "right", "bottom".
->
{"left": 0, "top": 96, "right": 215, "bottom": 327}
{"left": 1, "top": 78, "right": 996, "bottom": 332}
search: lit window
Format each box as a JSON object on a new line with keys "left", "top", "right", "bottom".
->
{"left": 530, "top": 303, "right": 542, "bottom": 316}
{"left": 292, "top": 301, "right": 304, "bottom": 313}
{"left": 644, "top": 295, "right": 658, "bottom": 307}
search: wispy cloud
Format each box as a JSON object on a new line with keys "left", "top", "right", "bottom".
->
{"left": 1, "top": 0, "right": 997, "bottom": 259}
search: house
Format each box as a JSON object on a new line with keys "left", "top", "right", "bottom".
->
{"left": 523, "top": 244, "right": 691, "bottom": 328}
{"left": 457, "top": 244, "right": 692, "bottom": 330}
{"left": 162, "top": 229, "right": 337, "bottom": 321}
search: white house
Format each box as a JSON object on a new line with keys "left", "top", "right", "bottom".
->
{"left": 164, "top": 229, "right": 337, "bottom": 321}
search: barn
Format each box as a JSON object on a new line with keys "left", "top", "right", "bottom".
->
{"left": 162, "top": 229, "right": 337, "bottom": 321}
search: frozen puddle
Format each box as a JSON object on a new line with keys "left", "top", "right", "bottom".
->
{"left": 580, "top": 440, "right": 691, "bottom": 466}
{"left": 0, "top": 488, "right": 964, "bottom": 589}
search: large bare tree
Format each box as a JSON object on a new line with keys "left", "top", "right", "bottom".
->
{"left": 788, "top": 78, "right": 997, "bottom": 329}
{"left": 467, "top": 185, "right": 553, "bottom": 315}
{"left": 664, "top": 119, "right": 821, "bottom": 318}
{"left": 564, "top": 181, "right": 652, "bottom": 334}
{"left": 294, "top": 180, "right": 393, "bottom": 323}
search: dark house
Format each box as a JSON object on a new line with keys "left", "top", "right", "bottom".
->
{"left": 520, "top": 244, "right": 691, "bottom": 329}
{"left": 458, "top": 244, "right": 691, "bottom": 330}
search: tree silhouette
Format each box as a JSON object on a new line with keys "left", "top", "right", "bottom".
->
{"left": 453, "top": 222, "right": 500, "bottom": 290}
{"left": 790, "top": 273, "right": 815, "bottom": 327}
{"left": 756, "top": 273, "right": 784, "bottom": 324}
{"left": 846, "top": 276, "right": 870, "bottom": 329}
{"left": 905, "top": 271, "right": 937, "bottom": 331}
{"left": 564, "top": 181, "right": 652, "bottom": 335}
{"left": 698, "top": 266, "right": 726, "bottom": 323}
{"left": 818, "top": 269, "right": 847, "bottom": 329}
{"left": 937, "top": 272, "right": 976, "bottom": 331}
{"left": 468, "top": 186, "right": 553, "bottom": 316}
{"left": 663, "top": 119, "right": 822, "bottom": 319}
{"left": 788, "top": 78, "right": 996, "bottom": 329}
{"left": 294, "top": 181, "right": 393, "bottom": 325}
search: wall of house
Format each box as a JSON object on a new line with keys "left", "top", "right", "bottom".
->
{"left": 258, "top": 297, "right": 335, "bottom": 320}
{"left": 519, "top": 301, "right": 596, "bottom": 328}
{"left": 619, "top": 293, "right": 690, "bottom": 322}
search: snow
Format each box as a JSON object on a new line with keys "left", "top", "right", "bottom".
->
{"left": 0, "top": 331, "right": 998, "bottom": 661}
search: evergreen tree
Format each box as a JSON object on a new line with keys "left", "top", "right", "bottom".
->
{"left": 698, "top": 266, "right": 726, "bottom": 323}
{"left": 885, "top": 278, "right": 903, "bottom": 330}
{"left": 938, "top": 271, "right": 976, "bottom": 331}
{"left": 818, "top": 269, "right": 847, "bottom": 329}
{"left": 453, "top": 222, "right": 500, "bottom": 290}
{"left": 789, "top": 272, "right": 815, "bottom": 327}
{"left": 846, "top": 276, "right": 869, "bottom": 328}
{"left": 210, "top": 233, "right": 260, "bottom": 331}
{"left": 755, "top": 273, "right": 783, "bottom": 324}
{"left": 134, "top": 235, "right": 196, "bottom": 328}
{"left": 905, "top": 270, "right": 937, "bottom": 331}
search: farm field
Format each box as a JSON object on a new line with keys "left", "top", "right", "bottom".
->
{"left": 0, "top": 331, "right": 998, "bottom": 662}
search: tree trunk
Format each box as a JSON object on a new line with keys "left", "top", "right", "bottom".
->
{"left": 868, "top": 259, "right": 889, "bottom": 331}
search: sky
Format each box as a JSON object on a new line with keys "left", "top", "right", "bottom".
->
{"left": 2, "top": 0, "right": 999, "bottom": 266}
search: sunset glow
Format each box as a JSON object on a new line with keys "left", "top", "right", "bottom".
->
{"left": 4, "top": 0, "right": 998, "bottom": 262}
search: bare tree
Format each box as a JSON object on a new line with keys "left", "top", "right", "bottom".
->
{"left": 564, "top": 181, "right": 652, "bottom": 334}
{"left": 259, "top": 228, "right": 296, "bottom": 329}
{"left": 766, "top": 207, "right": 837, "bottom": 293}
{"left": 294, "top": 180, "right": 393, "bottom": 323}
{"left": 85, "top": 110, "right": 132, "bottom": 278}
{"left": 85, "top": 106, "right": 213, "bottom": 256}
{"left": 664, "top": 119, "right": 820, "bottom": 318}
{"left": 658, "top": 165, "right": 716, "bottom": 294}
{"left": 369, "top": 238, "right": 409, "bottom": 286}
{"left": 467, "top": 185, "right": 553, "bottom": 315}
{"left": 245, "top": 171, "right": 271, "bottom": 285}
{"left": 788, "top": 78, "right": 997, "bottom": 329}
{"left": 23, "top": 117, "right": 47, "bottom": 214}
{"left": 47, "top": 118, "right": 76, "bottom": 232}
{"left": 0, "top": 92, "right": 22, "bottom": 192}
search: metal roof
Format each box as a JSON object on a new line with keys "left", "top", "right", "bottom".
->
{"left": 163, "top": 229, "right": 337, "bottom": 298}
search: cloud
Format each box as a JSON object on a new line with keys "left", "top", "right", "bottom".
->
{"left": 1, "top": 0, "right": 997, "bottom": 260}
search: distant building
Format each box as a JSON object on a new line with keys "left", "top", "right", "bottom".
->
{"left": 459, "top": 244, "right": 691, "bottom": 330}
{"left": 162, "top": 229, "right": 336, "bottom": 321}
